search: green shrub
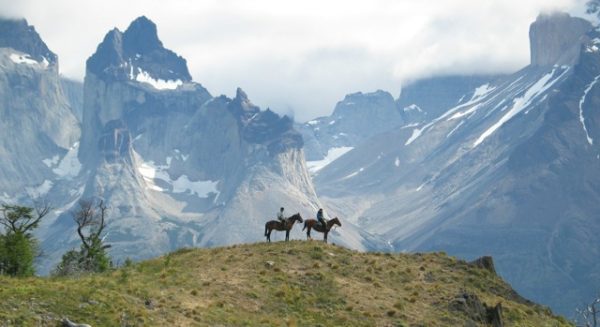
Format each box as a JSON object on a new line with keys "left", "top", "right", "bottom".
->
{"left": 0, "top": 232, "right": 36, "bottom": 276}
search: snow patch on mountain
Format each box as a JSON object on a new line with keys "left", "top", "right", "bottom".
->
{"left": 405, "top": 128, "right": 423, "bottom": 145}
{"left": 446, "top": 120, "right": 465, "bottom": 138}
{"left": 26, "top": 180, "right": 53, "bottom": 198}
{"left": 42, "top": 155, "right": 59, "bottom": 168}
{"left": 472, "top": 83, "right": 495, "bottom": 99}
{"left": 306, "top": 147, "right": 353, "bottom": 173}
{"left": 403, "top": 104, "right": 423, "bottom": 112}
{"left": 578, "top": 74, "right": 600, "bottom": 145}
{"left": 585, "top": 38, "right": 600, "bottom": 53}
{"left": 129, "top": 65, "right": 182, "bottom": 90}
{"left": 405, "top": 83, "right": 496, "bottom": 146}
{"left": 52, "top": 143, "right": 82, "bottom": 178}
{"left": 474, "top": 67, "right": 570, "bottom": 147}
{"left": 9, "top": 53, "right": 49, "bottom": 68}
{"left": 343, "top": 167, "right": 364, "bottom": 180}
{"left": 137, "top": 158, "right": 219, "bottom": 198}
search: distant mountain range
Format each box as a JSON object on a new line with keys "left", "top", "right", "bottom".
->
{"left": 0, "top": 11, "right": 598, "bottom": 317}
{"left": 308, "top": 12, "right": 599, "bottom": 316}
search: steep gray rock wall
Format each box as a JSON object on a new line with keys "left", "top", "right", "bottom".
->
{"left": 529, "top": 12, "right": 592, "bottom": 66}
{"left": 60, "top": 78, "right": 83, "bottom": 122}
{"left": 0, "top": 19, "right": 80, "bottom": 198}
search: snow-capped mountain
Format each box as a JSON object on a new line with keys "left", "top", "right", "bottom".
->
{"left": 298, "top": 77, "right": 500, "bottom": 175}
{"left": 0, "top": 16, "right": 387, "bottom": 272}
{"left": 298, "top": 90, "right": 403, "bottom": 172}
{"left": 314, "top": 12, "right": 598, "bottom": 315}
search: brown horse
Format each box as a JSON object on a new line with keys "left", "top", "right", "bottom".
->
{"left": 264, "top": 213, "right": 303, "bottom": 242}
{"left": 302, "top": 217, "right": 341, "bottom": 243}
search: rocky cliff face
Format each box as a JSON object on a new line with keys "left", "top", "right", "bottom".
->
{"left": 34, "top": 16, "right": 386, "bottom": 272}
{"left": 314, "top": 13, "right": 599, "bottom": 316}
{"left": 60, "top": 78, "right": 83, "bottom": 121}
{"left": 530, "top": 12, "right": 592, "bottom": 66}
{"left": 0, "top": 18, "right": 80, "bottom": 201}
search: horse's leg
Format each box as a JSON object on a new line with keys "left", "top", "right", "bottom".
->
{"left": 285, "top": 229, "right": 290, "bottom": 241}
{"left": 306, "top": 226, "right": 312, "bottom": 240}
{"left": 324, "top": 231, "right": 328, "bottom": 243}
{"left": 266, "top": 228, "right": 271, "bottom": 243}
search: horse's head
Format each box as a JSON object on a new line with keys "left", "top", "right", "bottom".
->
{"left": 291, "top": 213, "right": 303, "bottom": 223}
{"left": 331, "top": 217, "right": 342, "bottom": 227}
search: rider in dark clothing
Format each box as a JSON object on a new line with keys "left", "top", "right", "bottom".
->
{"left": 317, "top": 208, "right": 327, "bottom": 228}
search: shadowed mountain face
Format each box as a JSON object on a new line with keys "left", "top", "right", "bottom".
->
{"left": 313, "top": 12, "right": 599, "bottom": 316}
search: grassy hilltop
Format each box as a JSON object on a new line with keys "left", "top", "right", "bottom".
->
{"left": 0, "top": 241, "right": 570, "bottom": 326}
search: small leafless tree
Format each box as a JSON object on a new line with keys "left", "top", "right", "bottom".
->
{"left": 72, "top": 199, "right": 109, "bottom": 252}
{"left": 577, "top": 295, "right": 600, "bottom": 327}
{"left": 55, "top": 198, "right": 112, "bottom": 274}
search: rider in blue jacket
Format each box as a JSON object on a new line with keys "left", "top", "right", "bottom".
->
{"left": 317, "top": 208, "right": 327, "bottom": 228}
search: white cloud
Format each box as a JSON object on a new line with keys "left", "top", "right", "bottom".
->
{"left": 0, "top": 0, "right": 589, "bottom": 121}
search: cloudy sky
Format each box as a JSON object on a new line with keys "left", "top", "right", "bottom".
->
{"left": 0, "top": 0, "right": 592, "bottom": 121}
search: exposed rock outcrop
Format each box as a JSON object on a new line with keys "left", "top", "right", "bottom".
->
{"left": 529, "top": 12, "right": 592, "bottom": 66}
{"left": 449, "top": 292, "right": 503, "bottom": 327}
{"left": 469, "top": 256, "right": 496, "bottom": 275}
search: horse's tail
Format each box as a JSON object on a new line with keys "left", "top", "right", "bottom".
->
{"left": 302, "top": 221, "right": 307, "bottom": 231}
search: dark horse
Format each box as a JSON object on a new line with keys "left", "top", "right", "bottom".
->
{"left": 264, "top": 213, "right": 303, "bottom": 242}
{"left": 302, "top": 217, "right": 342, "bottom": 243}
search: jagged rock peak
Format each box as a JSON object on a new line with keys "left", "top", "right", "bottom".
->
{"left": 230, "top": 87, "right": 260, "bottom": 119}
{"left": 0, "top": 17, "right": 57, "bottom": 64}
{"left": 235, "top": 87, "right": 250, "bottom": 102}
{"left": 86, "top": 16, "right": 191, "bottom": 83}
{"left": 529, "top": 12, "right": 592, "bottom": 66}
{"left": 123, "top": 16, "right": 162, "bottom": 54}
